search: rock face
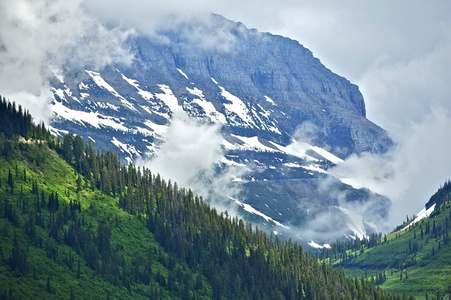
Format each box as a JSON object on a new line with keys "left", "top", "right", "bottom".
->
{"left": 49, "top": 15, "right": 391, "bottom": 242}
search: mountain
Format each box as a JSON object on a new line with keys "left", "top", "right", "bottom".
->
{"left": 0, "top": 96, "right": 398, "bottom": 299}
{"left": 48, "top": 14, "right": 392, "bottom": 241}
{"left": 321, "top": 181, "right": 451, "bottom": 299}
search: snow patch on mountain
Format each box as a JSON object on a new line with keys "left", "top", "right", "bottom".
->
{"left": 339, "top": 178, "right": 367, "bottom": 190}
{"left": 186, "top": 87, "right": 204, "bottom": 99}
{"left": 52, "top": 100, "right": 128, "bottom": 131}
{"left": 53, "top": 88, "right": 68, "bottom": 103}
{"left": 212, "top": 78, "right": 256, "bottom": 128}
{"left": 229, "top": 135, "right": 279, "bottom": 153}
{"left": 177, "top": 68, "right": 189, "bottom": 80}
{"left": 120, "top": 73, "right": 153, "bottom": 101}
{"left": 111, "top": 137, "right": 141, "bottom": 158}
{"left": 310, "top": 146, "right": 343, "bottom": 164}
{"left": 86, "top": 70, "right": 138, "bottom": 112}
{"left": 95, "top": 102, "right": 120, "bottom": 111}
{"left": 274, "top": 142, "right": 319, "bottom": 162}
{"left": 283, "top": 162, "right": 303, "bottom": 168}
{"left": 186, "top": 87, "right": 227, "bottom": 124}
{"left": 301, "top": 164, "right": 327, "bottom": 174}
{"left": 276, "top": 141, "right": 343, "bottom": 165}
{"left": 338, "top": 206, "right": 367, "bottom": 239}
{"left": 251, "top": 105, "right": 281, "bottom": 135}
{"left": 308, "top": 241, "right": 331, "bottom": 249}
{"left": 399, "top": 203, "right": 436, "bottom": 232}
{"left": 264, "top": 95, "right": 277, "bottom": 106}
{"left": 221, "top": 135, "right": 333, "bottom": 174}
{"left": 232, "top": 197, "right": 289, "bottom": 229}
{"left": 220, "top": 156, "right": 247, "bottom": 168}
{"left": 155, "top": 84, "right": 180, "bottom": 112}
{"left": 52, "top": 86, "right": 82, "bottom": 105}
{"left": 144, "top": 120, "right": 167, "bottom": 136}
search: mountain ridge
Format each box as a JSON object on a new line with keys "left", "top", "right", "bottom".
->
{"left": 48, "top": 14, "right": 392, "bottom": 241}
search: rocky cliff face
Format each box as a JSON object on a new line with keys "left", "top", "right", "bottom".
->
{"left": 49, "top": 15, "right": 391, "bottom": 243}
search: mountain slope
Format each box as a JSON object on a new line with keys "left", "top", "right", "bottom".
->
{"left": 323, "top": 182, "right": 451, "bottom": 299}
{"left": 0, "top": 96, "right": 398, "bottom": 299}
{"left": 48, "top": 14, "right": 392, "bottom": 241}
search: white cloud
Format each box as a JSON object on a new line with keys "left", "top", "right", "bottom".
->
{"left": 139, "top": 110, "right": 223, "bottom": 186}
{"left": 360, "top": 43, "right": 451, "bottom": 133}
{"left": 292, "top": 121, "right": 320, "bottom": 146}
{"left": 0, "top": 0, "right": 133, "bottom": 122}
{"left": 137, "top": 111, "right": 246, "bottom": 215}
{"left": 330, "top": 108, "right": 451, "bottom": 227}
{"left": 335, "top": 35, "right": 451, "bottom": 227}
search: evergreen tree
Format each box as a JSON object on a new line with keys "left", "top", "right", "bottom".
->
{"left": 8, "top": 168, "right": 13, "bottom": 194}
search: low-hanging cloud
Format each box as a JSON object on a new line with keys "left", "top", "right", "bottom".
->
{"left": 0, "top": 0, "right": 133, "bottom": 122}
{"left": 292, "top": 121, "right": 320, "bottom": 146}
{"left": 140, "top": 110, "right": 223, "bottom": 186}
{"left": 84, "top": 1, "right": 244, "bottom": 53}
{"left": 330, "top": 108, "right": 451, "bottom": 229}
{"left": 328, "top": 40, "right": 451, "bottom": 229}
{"left": 85, "top": 0, "right": 451, "bottom": 84}
{"left": 137, "top": 110, "right": 248, "bottom": 216}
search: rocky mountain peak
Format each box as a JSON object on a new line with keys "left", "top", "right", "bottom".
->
{"left": 49, "top": 15, "right": 391, "bottom": 242}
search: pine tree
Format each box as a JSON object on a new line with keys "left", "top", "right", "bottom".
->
{"left": 8, "top": 168, "right": 13, "bottom": 193}
{"left": 10, "top": 231, "right": 28, "bottom": 275}
{"left": 46, "top": 277, "right": 51, "bottom": 293}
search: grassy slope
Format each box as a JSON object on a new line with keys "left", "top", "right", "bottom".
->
{"left": 340, "top": 201, "right": 451, "bottom": 300}
{"left": 0, "top": 142, "right": 209, "bottom": 299}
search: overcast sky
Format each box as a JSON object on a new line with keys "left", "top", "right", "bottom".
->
{"left": 1, "top": 0, "right": 451, "bottom": 227}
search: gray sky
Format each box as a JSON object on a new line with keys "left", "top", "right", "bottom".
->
{"left": 1, "top": 0, "right": 451, "bottom": 227}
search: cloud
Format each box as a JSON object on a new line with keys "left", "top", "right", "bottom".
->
{"left": 292, "top": 121, "right": 320, "bottom": 146}
{"left": 140, "top": 110, "right": 223, "bottom": 186}
{"left": 137, "top": 110, "right": 247, "bottom": 215}
{"left": 281, "top": 175, "right": 390, "bottom": 244}
{"left": 0, "top": 0, "right": 133, "bottom": 122}
{"left": 360, "top": 43, "right": 451, "bottom": 134}
{"left": 330, "top": 107, "right": 451, "bottom": 228}
{"left": 327, "top": 38, "right": 451, "bottom": 228}
{"left": 278, "top": 123, "right": 391, "bottom": 243}
{"left": 82, "top": 0, "right": 451, "bottom": 83}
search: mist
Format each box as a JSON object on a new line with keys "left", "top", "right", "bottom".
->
{"left": 0, "top": 0, "right": 133, "bottom": 123}
{"left": 331, "top": 39, "right": 451, "bottom": 229}
{"left": 330, "top": 109, "right": 451, "bottom": 230}
{"left": 137, "top": 110, "right": 248, "bottom": 217}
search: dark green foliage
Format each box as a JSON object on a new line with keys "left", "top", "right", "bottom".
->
{"left": 7, "top": 169, "right": 13, "bottom": 194}
{"left": 0, "top": 96, "right": 400, "bottom": 299}
{"left": 0, "top": 95, "right": 51, "bottom": 142}
{"left": 324, "top": 182, "right": 451, "bottom": 299}
{"left": 9, "top": 231, "right": 28, "bottom": 276}
{"left": 426, "top": 180, "right": 451, "bottom": 211}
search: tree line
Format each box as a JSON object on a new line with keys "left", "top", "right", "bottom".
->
{"left": 0, "top": 95, "right": 409, "bottom": 299}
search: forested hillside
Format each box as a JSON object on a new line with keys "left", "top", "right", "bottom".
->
{"left": 320, "top": 182, "right": 451, "bottom": 300}
{"left": 0, "top": 95, "right": 403, "bottom": 299}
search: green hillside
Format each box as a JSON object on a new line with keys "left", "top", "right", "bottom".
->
{"left": 0, "top": 95, "right": 404, "bottom": 299}
{"left": 323, "top": 183, "right": 451, "bottom": 300}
